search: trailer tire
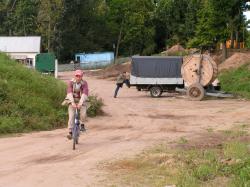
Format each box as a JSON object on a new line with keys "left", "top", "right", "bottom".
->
{"left": 187, "top": 83, "right": 205, "bottom": 101}
{"left": 136, "top": 86, "right": 141, "bottom": 91}
{"left": 150, "top": 86, "right": 162, "bottom": 98}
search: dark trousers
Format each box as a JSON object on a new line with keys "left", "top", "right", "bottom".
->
{"left": 114, "top": 83, "right": 123, "bottom": 98}
{"left": 124, "top": 79, "right": 130, "bottom": 88}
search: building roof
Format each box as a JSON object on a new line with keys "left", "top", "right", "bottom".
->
{"left": 0, "top": 36, "right": 41, "bottom": 53}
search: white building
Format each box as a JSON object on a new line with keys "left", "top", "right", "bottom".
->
{"left": 0, "top": 36, "right": 41, "bottom": 67}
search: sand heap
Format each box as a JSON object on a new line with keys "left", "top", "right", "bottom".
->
{"left": 211, "top": 54, "right": 223, "bottom": 65}
{"left": 219, "top": 52, "right": 250, "bottom": 72}
{"left": 102, "top": 61, "right": 131, "bottom": 79}
{"left": 167, "top": 44, "right": 185, "bottom": 53}
{"left": 85, "top": 61, "right": 131, "bottom": 80}
{"left": 161, "top": 44, "right": 185, "bottom": 55}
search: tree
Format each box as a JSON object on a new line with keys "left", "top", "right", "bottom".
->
{"left": 154, "top": 0, "right": 201, "bottom": 51}
{"left": 0, "top": 0, "right": 8, "bottom": 34}
{"left": 187, "top": 0, "right": 216, "bottom": 48}
{"left": 3, "top": 0, "right": 39, "bottom": 36}
{"left": 228, "top": 0, "right": 248, "bottom": 49}
{"left": 37, "top": 0, "right": 64, "bottom": 52}
{"left": 57, "top": 0, "right": 112, "bottom": 61}
{"left": 189, "top": 0, "right": 248, "bottom": 60}
{"left": 184, "top": 0, "right": 202, "bottom": 43}
{"left": 107, "top": 0, "right": 156, "bottom": 59}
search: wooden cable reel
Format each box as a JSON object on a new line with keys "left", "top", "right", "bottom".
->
{"left": 181, "top": 54, "right": 218, "bottom": 100}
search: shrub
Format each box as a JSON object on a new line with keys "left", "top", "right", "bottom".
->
{"left": 87, "top": 94, "right": 104, "bottom": 117}
{"left": 0, "top": 116, "right": 25, "bottom": 134}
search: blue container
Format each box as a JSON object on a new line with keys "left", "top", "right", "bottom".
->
{"left": 75, "top": 52, "right": 114, "bottom": 69}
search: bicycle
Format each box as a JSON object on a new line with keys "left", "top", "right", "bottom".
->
{"left": 72, "top": 108, "right": 80, "bottom": 150}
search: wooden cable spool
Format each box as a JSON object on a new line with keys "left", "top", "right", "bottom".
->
{"left": 181, "top": 54, "right": 218, "bottom": 87}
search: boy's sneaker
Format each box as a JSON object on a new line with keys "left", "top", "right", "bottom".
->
{"left": 80, "top": 124, "right": 86, "bottom": 132}
{"left": 67, "top": 132, "right": 72, "bottom": 140}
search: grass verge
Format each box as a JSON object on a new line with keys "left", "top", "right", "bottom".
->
{"left": 219, "top": 64, "right": 250, "bottom": 99}
{"left": 103, "top": 127, "right": 250, "bottom": 187}
{"left": 0, "top": 53, "right": 68, "bottom": 134}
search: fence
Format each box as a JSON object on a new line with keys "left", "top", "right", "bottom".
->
{"left": 58, "top": 63, "right": 79, "bottom": 72}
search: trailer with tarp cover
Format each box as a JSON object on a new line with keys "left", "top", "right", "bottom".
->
{"left": 130, "top": 55, "right": 233, "bottom": 100}
{"left": 130, "top": 56, "right": 184, "bottom": 97}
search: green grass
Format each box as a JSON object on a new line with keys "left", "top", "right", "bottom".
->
{"left": 105, "top": 136, "right": 250, "bottom": 187}
{"left": 0, "top": 53, "right": 67, "bottom": 134}
{"left": 219, "top": 64, "right": 250, "bottom": 99}
{"left": 178, "top": 137, "right": 189, "bottom": 144}
{"left": 206, "top": 127, "right": 214, "bottom": 133}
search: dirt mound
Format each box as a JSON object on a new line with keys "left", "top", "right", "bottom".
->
{"left": 102, "top": 62, "right": 131, "bottom": 79}
{"left": 167, "top": 44, "right": 185, "bottom": 53}
{"left": 85, "top": 62, "right": 131, "bottom": 80}
{"left": 211, "top": 54, "right": 223, "bottom": 65}
{"left": 219, "top": 52, "right": 250, "bottom": 72}
{"left": 161, "top": 44, "right": 185, "bottom": 55}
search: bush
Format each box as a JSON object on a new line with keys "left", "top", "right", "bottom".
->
{"left": 0, "top": 79, "right": 8, "bottom": 103}
{"left": 0, "top": 116, "right": 25, "bottom": 134}
{"left": 87, "top": 94, "right": 104, "bottom": 117}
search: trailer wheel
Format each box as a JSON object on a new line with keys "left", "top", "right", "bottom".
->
{"left": 187, "top": 83, "right": 205, "bottom": 101}
{"left": 150, "top": 86, "right": 162, "bottom": 98}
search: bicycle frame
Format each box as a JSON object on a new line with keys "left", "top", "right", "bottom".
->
{"left": 72, "top": 108, "right": 80, "bottom": 150}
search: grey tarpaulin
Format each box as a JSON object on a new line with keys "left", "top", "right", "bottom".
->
{"left": 131, "top": 56, "right": 183, "bottom": 78}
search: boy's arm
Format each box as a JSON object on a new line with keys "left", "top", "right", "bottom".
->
{"left": 66, "top": 81, "right": 75, "bottom": 104}
{"left": 79, "top": 81, "right": 89, "bottom": 106}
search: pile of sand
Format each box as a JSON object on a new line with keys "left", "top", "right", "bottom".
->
{"left": 161, "top": 44, "right": 185, "bottom": 55}
{"left": 85, "top": 61, "right": 131, "bottom": 80}
{"left": 211, "top": 54, "right": 223, "bottom": 65}
{"left": 219, "top": 52, "right": 250, "bottom": 72}
{"left": 167, "top": 44, "right": 185, "bottom": 53}
{"left": 102, "top": 62, "right": 131, "bottom": 79}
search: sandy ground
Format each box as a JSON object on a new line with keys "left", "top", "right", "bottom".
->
{"left": 0, "top": 72, "right": 250, "bottom": 187}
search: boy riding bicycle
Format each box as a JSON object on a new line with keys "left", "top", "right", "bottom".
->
{"left": 62, "top": 69, "right": 89, "bottom": 139}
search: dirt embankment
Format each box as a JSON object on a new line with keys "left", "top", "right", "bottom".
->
{"left": 85, "top": 62, "right": 131, "bottom": 80}
{"left": 161, "top": 44, "right": 186, "bottom": 55}
{"left": 167, "top": 44, "right": 185, "bottom": 53}
{"left": 219, "top": 52, "right": 250, "bottom": 72}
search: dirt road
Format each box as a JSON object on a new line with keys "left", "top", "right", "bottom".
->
{"left": 1, "top": 72, "right": 250, "bottom": 187}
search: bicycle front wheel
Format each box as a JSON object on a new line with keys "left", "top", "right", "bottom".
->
{"left": 72, "top": 126, "right": 79, "bottom": 150}
{"left": 73, "top": 138, "right": 76, "bottom": 150}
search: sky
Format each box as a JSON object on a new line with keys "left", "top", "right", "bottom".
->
{"left": 244, "top": 11, "right": 250, "bottom": 20}
{"left": 244, "top": 11, "right": 250, "bottom": 30}
{"left": 244, "top": 2, "right": 250, "bottom": 22}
